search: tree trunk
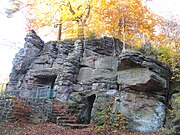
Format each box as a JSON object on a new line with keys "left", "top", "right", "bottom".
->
{"left": 78, "top": 21, "right": 84, "bottom": 40}
{"left": 57, "top": 23, "right": 62, "bottom": 41}
{"left": 122, "top": 13, "right": 126, "bottom": 51}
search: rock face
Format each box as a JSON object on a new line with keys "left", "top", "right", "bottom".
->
{"left": 6, "top": 33, "right": 171, "bottom": 133}
{"left": 166, "top": 82, "right": 180, "bottom": 134}
{"left": 114, "top": 52, "right": 170, "bottom": 132}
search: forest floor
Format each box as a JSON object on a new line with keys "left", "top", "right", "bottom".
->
{"left": 0, "top": 122, "right": 145, "bottom": 135}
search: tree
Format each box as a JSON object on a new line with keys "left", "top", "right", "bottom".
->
{"left": 86, "top": 0, "right": 157, "bottom": 50}
{"left": 25, "top": 0, "right": 92, "bottom": 40}
{"left": 24, "top": 0, "right": 158, "bottom": 44}
{"left": 152, "top": 17, "right": 180, "bottom": 70}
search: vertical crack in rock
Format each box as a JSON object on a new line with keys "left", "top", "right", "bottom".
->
{"left": 54, "top": 40, "right": 84, "bottom": 102}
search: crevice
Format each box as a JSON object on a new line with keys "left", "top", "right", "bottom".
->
{"left": 163, "top": 78, "right": 171, "bottom": 127}
{"left": 78, "top": 94, "right": 96, "bottom": 124}
{"left": 79, "top": 65, "right": 92, "bottom": 68}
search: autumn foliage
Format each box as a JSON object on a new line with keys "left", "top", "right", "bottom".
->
{"left": 12, "top": 98, "right": 34, "bottom": 123}
{"left": 24, "top": 0, "right": 179, "bottom": 71}
{"left": 25, "top": 0, "right": 156, "bottom": 43}
{"left": 5, "top": 0, "right": 180, "bottom": 71}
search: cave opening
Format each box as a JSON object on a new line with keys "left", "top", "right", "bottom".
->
{"left": 34, "top": 75, "right": 57, "bottom": 98}
{"left": 79, "top": 94, "right": 96, "bottom": 124}
{"left": 35, "top": 75, "right": 57, "bottom": 89}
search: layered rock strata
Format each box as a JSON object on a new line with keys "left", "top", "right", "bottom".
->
{"left": 6, "top": 32, "right": 171, "bottom": 133}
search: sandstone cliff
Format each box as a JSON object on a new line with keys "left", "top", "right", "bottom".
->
{"left": 5, "top": 31, "right": 172, "bottom": 133}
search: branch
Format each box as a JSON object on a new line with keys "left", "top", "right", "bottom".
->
{"left": 83, "top": 4, "right": 91, "bottom": 24}
{"left": 67, "top": 2, "right": 75, "bottom": 15}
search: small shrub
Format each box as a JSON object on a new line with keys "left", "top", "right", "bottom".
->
{"left": 12, "top": 98, "right": 34, "bottom": 123}
{"left": 89, "top": 31, "right": 97, "bottom": 39}
{"left": 95, "top": 101, "right": 127, "bottom": 132}
{"left": 67, "top": 102, "right": 81, "bottom": 115}
{"left": 0, "top": 84, "right": 6, "bottom": 95}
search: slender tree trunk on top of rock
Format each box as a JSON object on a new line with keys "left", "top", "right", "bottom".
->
{"left": 57, "top": 23, "right": 62, "bottom": 41}
{"left": 122, "top": 13, "right": 126, "bottom": 52}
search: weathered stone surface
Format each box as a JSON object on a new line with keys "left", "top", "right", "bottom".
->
{"left": 24, "top": 30, "right": 44, "bottom": 48}
{"left": 78, "top": 68, "right": 117, "bottom": 82}
{"left": 115, "top": 51, "right": 171, "bottom": 133}
{"left": 68, "top": 92, "right": 85, "bottom": 103}
{"left": 30, "top": 41, "right": 58, "bottom": 69}
{"left": 117, "top": 68, "right": 166, "bottom": 91}
{"left": 171, "top": 93, "right": 180, "bottom": 109}
{"left": 91, "top": 90, "right": 116, "bottom": 123}
{"left": 77, "top": 67, "right": 93, "bottom": 82}
{"left": 113, "top": 90, "right": 165, "bottom": 132}
{"left": 55, "top": 85, "right": 73, "bottom": 102}
{"left": 5, "top": 33, "right": 172, "bottom": 133}
{"left": 118, "top": 51, "right": 171, "bottom": 80}
{"left": 95, "top": 57, "right": 118, "bottom": 71}
{"left": 13, "top": 31, "right": 44, "bottom": 72}
{"left": 28, "top": 68, "right": 63, "bottom": 77}
{"left": 84, "top": 37, "right": 123, "bottom": 56}
{"left": 83, "top": 48, "right": 100, "bottom": 58}
{"left": 6, "top": 31, "right": 44, "bottom": 91}
{"left": 12, "top": 43, "right": 41, "bottom": 72}
{"left": 80, "top": 57, "right": 96, "bottom": 68}
{"left": 167, "top": 86, "right": 180, "bottom": 134}
{"left": 92, "top": 69, "right": 117, "bottom": 80}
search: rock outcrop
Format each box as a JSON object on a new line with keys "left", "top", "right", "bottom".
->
{"left": 6, "top": 32, "right": 172, "bottom": 133}
{"left": 165, "top": 82, "right": 180, "bottom": 134}
{"left": 114, "top": 51, "right": 170, "bottom": 132}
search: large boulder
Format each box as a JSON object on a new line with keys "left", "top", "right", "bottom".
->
{"left": 113, "top": 90, "right": 165, "bottom": 132}
{"left": 113, "top": 51, "right": 171, "bottom": 133}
